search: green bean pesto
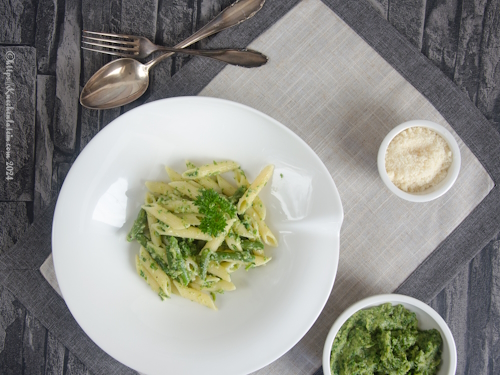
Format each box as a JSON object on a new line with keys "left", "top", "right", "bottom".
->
{"left": 330, "top": 303, "right": 442, "bottom": 375}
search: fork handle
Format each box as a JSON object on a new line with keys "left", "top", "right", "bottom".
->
{"left": 156, "top": 47, "right": 267, "bottom": 67}
{"left": 175, "top": 0, "right": 265, "bottom": 48}
{"left": 146, "top": 0, "right": 265, "bottom": 69}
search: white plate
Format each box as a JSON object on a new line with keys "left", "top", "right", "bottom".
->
{"left": 52, "top": 97, "right": 343, "bottom": 375}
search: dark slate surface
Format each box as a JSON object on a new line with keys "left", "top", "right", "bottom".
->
{"left": 53, "top": 0, "right": 81, "bottom": 154}
{"left": 0, "top": 0, "right": 499, "bottom": 374}
{"left": 34, "top": 0, "right": 60, "bottom": 75}
{"left": 0, "top": 0, "right": 37, "bottom": 45}
{"left": 34, "top": 75, "right": 56, "bottom": 220}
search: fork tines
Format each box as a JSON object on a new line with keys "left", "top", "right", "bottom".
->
{"left": 81, "top": 30, "right": 139, "bottom": 58}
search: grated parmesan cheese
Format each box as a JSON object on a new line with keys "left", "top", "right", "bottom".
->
{"left": 385, "top": 127, "right": 452, "bottom": 193}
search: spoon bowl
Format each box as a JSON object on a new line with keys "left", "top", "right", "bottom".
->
{"left": 80, "top": 59, "right": 149, "bottom": 109}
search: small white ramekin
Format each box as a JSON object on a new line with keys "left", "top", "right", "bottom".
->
{"left": 322, "top": 294, "right": 457, "bottom": 375}
{"left": 377, "top": 120, "right": 461, "bottom": 202}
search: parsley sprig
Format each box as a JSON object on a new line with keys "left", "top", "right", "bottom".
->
{"left": 194, "top": 188, "right": 236, "bottom": 237}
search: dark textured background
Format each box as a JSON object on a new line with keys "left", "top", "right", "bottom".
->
{"left": 0, "top": 0, "right": 499, "bottom": 374}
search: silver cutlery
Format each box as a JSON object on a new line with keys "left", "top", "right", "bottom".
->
{"left": 82, "top": 31, "right": 267, "bottom": 66}
{"left": 80, "top": 0, "right": 266, "bottom": 110}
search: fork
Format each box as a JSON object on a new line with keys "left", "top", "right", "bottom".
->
{"left": 81, "top": 31, "right": 268, "bottom": 67}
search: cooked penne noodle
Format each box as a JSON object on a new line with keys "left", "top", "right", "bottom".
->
{"left": 145, "top": 181, "right": 176, "bottom": 195}
{"left": 207, "top": 262, "right": 231, "bottom": 282}
{"left": 233, "top": 167, "right": 249, "bottom": 187}
{"left": 251, "top": 196, "right": 266, "bottom": 219}
{"left": 190, "top": 279, "right": 236, "bottom": 292}
{"left": 225, "top": 232, "right": 242, "bottom": 251}
{"left": 246, "top": 207, "right": 278, "bottom": 247}
{"left": 201, "top": 218, "right": 237, "bottom": 252}
{"left": 146, "top": 213, "right": 162, "bottom": 247}
{"left": 174, "top": 213, "right": 201, "bottom": 226}
{"left": 135, "top": 255, "right": 169, "bottom": 300}
{"left": 169, "top": 181, "right": 202, "bottom": 200}
{"left": 195, "top": 176, "right": 222, "bottom": 193}
{"left": 172, "top": 280, "right": 217, "bottom": 310}
{"left": 151, "top": 223, "right": 212, "bottom": 241}
{"left": 185, "top": 256, "right": 200, "bottom": 277}
{"left": 157, "top": 199, "right": 199, "bottom": 214}
{"left": 232, "top": 217, "right": 259, "bottom": 240}
{"left": 217, "top": 175, "right": 238, "bottom": 196}
{"left": 191, "top": 275, "right": 220, "bottom": 286}
{"left": 185, "top": 160, "right": 197, "bottom": 169}
{"left": 182, "top": 160, "right": 239, "bottom": 179}
{"left": 165, "top": 166, "right": 184, "bottom": 182}
{"left": 254, "top": 255, "right": 272, "bottom": 267}
{"left": 145, "top": 192, "right": 156, "bottom": 204}
{"left": 142, "top": 203, "right": 189, "bottom": 230}
{"left": 139, "top": 247, "right": 172, "bottom": 297}
{"left": 237, "top": 165, "right": 274, "bottom": 214}
{"left": 221, "top": 261, "right": 242, "bottom": 273}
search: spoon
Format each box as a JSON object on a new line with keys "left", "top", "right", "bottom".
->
{"left": 80, "top": 0, "right": 266, "bottom": 109}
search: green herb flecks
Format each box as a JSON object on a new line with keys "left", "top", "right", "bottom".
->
{"left": 194, "top": 188, "right": 236, "bottom": 237}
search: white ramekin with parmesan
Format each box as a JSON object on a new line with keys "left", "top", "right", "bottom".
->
{"left": 377, "top": 120, "right": 461, "bottom": 202}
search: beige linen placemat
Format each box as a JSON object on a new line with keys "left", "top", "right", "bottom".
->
{"left": 41, "top": 0, "right": 493, "bottom": 374}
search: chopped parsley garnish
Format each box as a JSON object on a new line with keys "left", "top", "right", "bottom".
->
{"left": 194, "top": 188, "right": 236, "bottom": 237}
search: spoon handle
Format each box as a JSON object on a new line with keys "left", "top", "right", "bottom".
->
{"left": 156, "top": 47, "right": 267, "bottom": 67}
{"left": 146, "top": 0, "right": 265, "bottom": 69}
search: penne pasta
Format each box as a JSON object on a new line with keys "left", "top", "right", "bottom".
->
{"left": 207, "top": 261, "right": 231, "bottom": 282}
{"left": 157, "top": 198, "right": 199, "bottom": 214}
{"left": 127, "top": 160, "right": 276, "bottom": 310}
{"left": 246, "top": 207, "right": 278, "bottom": 247}
{"left": 225, "top": 231, "right": 242, "bottom": 251}
{"left": 201, "top": 218, "right": 236, "bottom": 252}
{"left": 190, "top": 279, "right": 236, "bottom": 292}
{"left": 217, "top": 175, "right": 237, "bottom": 196}
{"left": 174, "top": 213, "right": 201, "bottom": 226}
{"left": 142, "top": 203, "right": 190, "bottom": 230}
{"left": 173, "top": 280, "right": 217, "bottom": 310}
{"left": 165, "top": 166, "right": 184, "bottom": 182}
{"left": 221, "top": 261, "right": 242, "bottom": 273}
{"left": 253, "top": 255, "right": 272, "bottom": 267}
{"left": 136, "top": 255, "right": 169, "bottom": 300}
{"left": 233, "top": 167, "right": 249, "bottom": 187}
{"left": 139, "top": 247, "right": 172, "bottom": 297}
{"left": 195, "top": 176, "right": 223, "bottom": 194}
{"left": 237, "top": 165, "right": 274, "bottom": 214}
{"left": 145, "top": 181, "right": 176, "bottom": 195}
{"left": 151, "top": 223, "right": 212, "bottom": 241}
{"left": 251, "top": 196, "right": 266, "bottom": 219}
{"left": 182, "top": 160, "right": 239, "bottom": 179}
{"left": 146, "top": 213, "right": 162, "bottom": 247}
{"left": 169, "top": 181, "right": 202, "bottom": 200}
{"left": 232, "top": 217, "right": 259, "bottom": 240}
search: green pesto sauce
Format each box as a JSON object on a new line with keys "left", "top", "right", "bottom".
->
{"left": 330, "top": 303, "right": 442, "bottom": 375}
